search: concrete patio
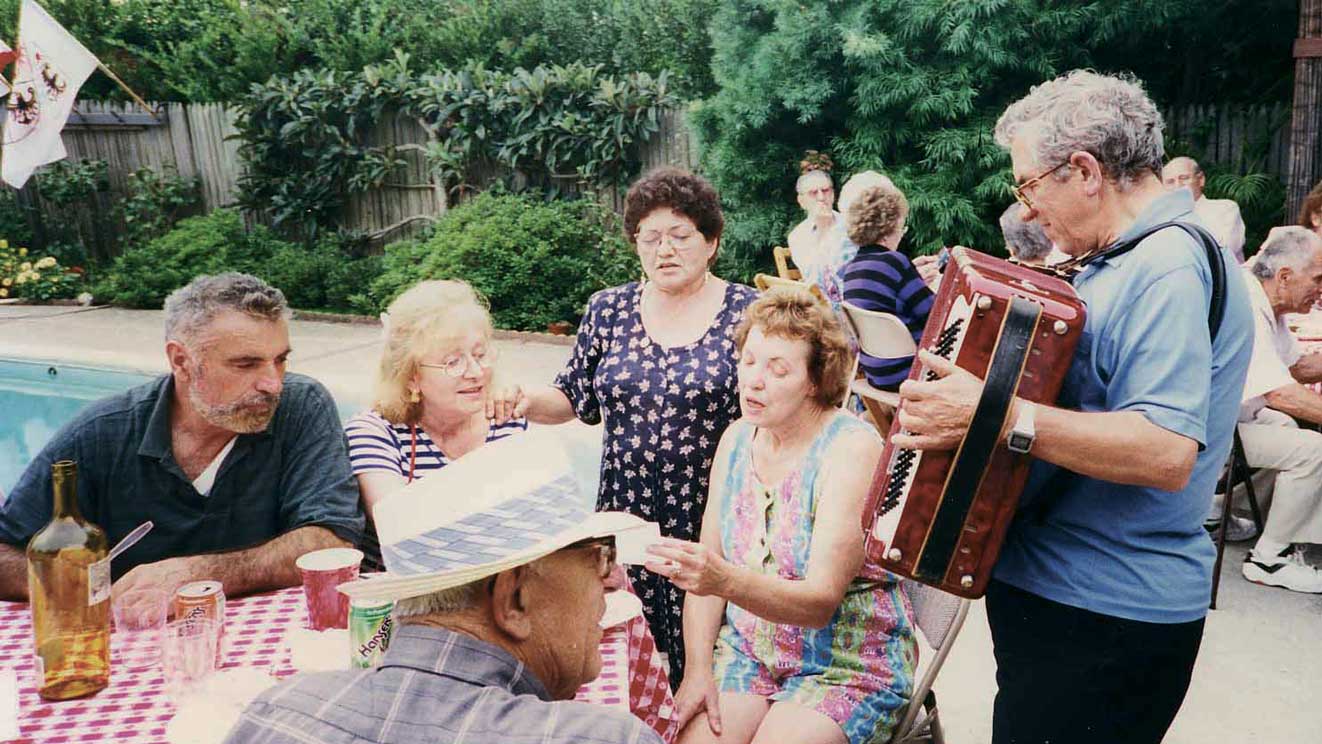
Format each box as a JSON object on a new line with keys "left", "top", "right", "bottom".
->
{"left": 1, "top": 304, "right": 1319, "bottom": 742}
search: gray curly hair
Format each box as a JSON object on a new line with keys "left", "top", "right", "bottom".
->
{"left": 163, "top": 272, "right": 290, "bottom": 343}
{"left": 1000, "top": 203, "right": 1053, "bottom": 262}
{"left": 994, "top": 70, "right": 1165, "bottom": 191}
{"left": 1251, "top": 226, "right": 1322, "bottom": 280}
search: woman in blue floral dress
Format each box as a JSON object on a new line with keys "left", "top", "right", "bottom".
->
{"left": 514, "top": 167, "right": 757, "bottom": 685}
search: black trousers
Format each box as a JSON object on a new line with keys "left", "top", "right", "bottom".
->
{"left": 985, "top": 579, "right": 1205, "bottom": 744}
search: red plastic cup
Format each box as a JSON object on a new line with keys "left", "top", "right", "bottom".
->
{"left": 296, "top": 548, "right": 363, "bottom": 630}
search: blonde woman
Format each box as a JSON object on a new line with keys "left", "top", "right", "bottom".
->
{"left": 344, "top": 280, "right": 527, "bottom": 568}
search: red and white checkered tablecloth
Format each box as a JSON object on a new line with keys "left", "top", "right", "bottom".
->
{"left": 1, "top": 587, "right": 675, "bottom": 743}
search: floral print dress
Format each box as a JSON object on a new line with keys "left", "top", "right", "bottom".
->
{"left": 554, "top": 280, "right": 757, "bottom": 685}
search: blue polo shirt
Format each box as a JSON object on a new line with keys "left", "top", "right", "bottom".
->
{"left": 994, "top": 189, "right": 1253, "bottom": 623}
{"left": 0, "top": 373, "right": 364, "bottom": 581}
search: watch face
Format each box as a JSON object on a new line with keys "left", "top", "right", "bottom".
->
{"left": 1008, "top": 432, "right": 1032, "bottom": 453}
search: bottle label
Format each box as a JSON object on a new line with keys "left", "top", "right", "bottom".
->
{"left": 87, "top": 559, "right": 110, "bottom": 606}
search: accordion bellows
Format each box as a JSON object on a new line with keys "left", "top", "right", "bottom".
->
{"left": 861, "top": 247, "right": 1086, "bottom": 598}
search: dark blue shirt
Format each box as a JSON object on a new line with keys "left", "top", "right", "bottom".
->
{"left": 0, "top": 373, "right": 363, "bottom": 580}
{"left": 841, "top": 246, "right": 935, "bottom": 390}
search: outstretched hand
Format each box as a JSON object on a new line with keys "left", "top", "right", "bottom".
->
{"left": 643, "top": 538, "right": 730, "bottom": 597}
{"left": 485, "top": 384, "right": 528, "bottom": 424}
{"left": 891, "top": 350, "right": 984, "bottom": 451}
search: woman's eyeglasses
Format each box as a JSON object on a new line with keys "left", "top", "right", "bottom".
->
{"left": 635, "top": 228, "right": 703, "bottom": 251}
{"left": 417, "top": 347, "right": 498, "bottom": 378}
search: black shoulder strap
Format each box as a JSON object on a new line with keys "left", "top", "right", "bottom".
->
{"left": 1077, "top": 220, "right": 1229, "bottom": 341}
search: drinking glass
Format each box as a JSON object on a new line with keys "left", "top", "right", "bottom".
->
{"left": 160, "top": 618, "right": 219, "bottom": 703}
{"left": 112, "top": 588, "right": 168, "bottom": 672}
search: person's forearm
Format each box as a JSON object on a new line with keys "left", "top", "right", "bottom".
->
{"left": 682, "top": 592, "right": 727, "bottom": 672}
{"left": 523, "top": 385, "right": 576, "bottom": 425}
{"left": 1029, "top": 404, "right": 1197, "bottom": 491}
{"left": 716, "top": 564, "right": 847, "bottom": 629}
{"left": 1290, "top": 352, "right": 1322, "bottom": 385}
{"left": 0, "top": 544, "right": 28, "bottom": 601}
{"left": 188, "top": 526, "right": 348, "bottom": 597}
{"left": 1264, "top": 384, "right": 1322, "bottom": 425}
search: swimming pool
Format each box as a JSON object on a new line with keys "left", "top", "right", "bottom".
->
{"left": 0, "top": 359, "right": 365, "bottom": 493}
{"left": 0, "top": 359, "right": 156, "bottom": 493}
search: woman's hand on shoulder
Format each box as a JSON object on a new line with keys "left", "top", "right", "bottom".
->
{"left": 644, "top": 538, "right": 732, "bottom": 597}
{"left": 485, "top": 384, "right": 528, "bottom": 424}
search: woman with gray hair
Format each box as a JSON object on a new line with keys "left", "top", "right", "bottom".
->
{"left": 998, "top": 203, "right": 1057, "bottom": 266}
{"left": 893, "top": 70, "right": 1253, "bottom": 744}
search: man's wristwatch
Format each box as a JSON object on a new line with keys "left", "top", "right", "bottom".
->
{"left": 1006, "top": 401, "right": 1036, "bottom": 454}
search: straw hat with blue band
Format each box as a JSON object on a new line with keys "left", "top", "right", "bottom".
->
{"left": 338, "top": 426, "right": 648, "bottom": 603}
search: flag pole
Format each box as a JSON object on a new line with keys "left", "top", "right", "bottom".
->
{"left": 95, "top": 62, "right": 156, "bottom": 119}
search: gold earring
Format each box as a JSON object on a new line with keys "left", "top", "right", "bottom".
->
{"left": 410, "top": 390, "right": 421, "bottom": 403}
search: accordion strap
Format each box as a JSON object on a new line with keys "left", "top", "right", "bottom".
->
{"left": 915, "top": 296, "right": 1042, "bottom": 584}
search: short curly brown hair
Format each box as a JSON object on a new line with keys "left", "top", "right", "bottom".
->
{"left": 1299, "top": 181, "right": 1322, "bottom": 230}
{"left": 846, "top": 183, "right": 909, "bottom": 247}
{"left": 734, "top": 287, "right": 853, "bottom": 408}
{"left": 623, "top": 167, "right": 725, "bottom": 260}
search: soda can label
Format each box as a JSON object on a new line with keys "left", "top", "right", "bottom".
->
{"left": 174, "top": 581, "right": 226, "bottom": 664}
{"left": 348, "top": 600, "right": 394, "bottom": 669}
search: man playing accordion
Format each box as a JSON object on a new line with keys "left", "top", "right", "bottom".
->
{"left": 893, "top": 71, "right": 1253, "bottom": 744}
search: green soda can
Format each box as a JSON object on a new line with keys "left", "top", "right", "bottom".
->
{"left": 348, "top": 598, "right": 394, "bottom": 668}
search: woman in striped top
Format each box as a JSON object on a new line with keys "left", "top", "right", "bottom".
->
{"left": 344, "top": 280, "right": 527, "bottom": 569}
{"left": 840, "top": 174, "right": 934, "bottom": 391}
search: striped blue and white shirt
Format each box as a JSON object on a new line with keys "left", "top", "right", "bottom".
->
{"left": 223, "top": 624, "right": 664, "bottom": 744}
{"left": 344, "top": 410, "right": 528, "bottom": 568}
{"left": 841, "top": 245, "right": 935, "bottom": 391}
{"left": 345, "top": 410, "right": 528, "bottom": 479}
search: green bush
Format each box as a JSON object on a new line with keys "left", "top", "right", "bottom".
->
{"left": 365, "top": 192, "right": 638, "bottom": 330}
{"left": 94, "top": 209, "right": 383, "bottom": 311}
{"left": 93, "top": 210, "right": 275, "bottom": 308}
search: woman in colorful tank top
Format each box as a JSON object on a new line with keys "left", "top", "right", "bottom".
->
{"left": 645, "top": 288, "right": 918, "bottom": 744}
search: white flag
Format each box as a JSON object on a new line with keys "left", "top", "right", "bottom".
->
{"left": 0, "top": 41, "right": 14, "bottom": 98}
{"left": 1, "top": 0, "right": 99, "bottom": 188}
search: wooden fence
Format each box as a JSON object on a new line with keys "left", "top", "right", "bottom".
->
{"left": 13, "top": 99, "right": 1285, "bottom": 257}
{"left": 20, "top": 101, "right": 698, "bottom": 255}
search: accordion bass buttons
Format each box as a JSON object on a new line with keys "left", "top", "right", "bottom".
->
{"left": 1053, "top": 320, "right": 1068, "bottom": 335}
{"left": 975, "top": 296, "right": 992, "bottom": 312}
{"left": 960, "top": 575, "right": 974, "bottom": 590}
{"left": 887, "top": 548, "right": 903, "bottom": 562}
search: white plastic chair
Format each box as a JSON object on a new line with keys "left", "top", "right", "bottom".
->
{"left": 840, "top": 300, "right": 919, "bottom": 410}
{"left": 887, "top": 579, "right": 972, "bottom": 744}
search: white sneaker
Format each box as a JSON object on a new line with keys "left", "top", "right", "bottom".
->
{"left": 1242, "top": 547, "right": 1322, "bottom": 593}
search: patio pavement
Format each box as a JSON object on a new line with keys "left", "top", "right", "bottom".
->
{"left": 2, "top": 304, "right": 1319, "bottom": 742}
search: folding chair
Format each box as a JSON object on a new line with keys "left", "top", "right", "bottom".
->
{"left": 752, "top": 273, "right": 827, "bottom": 305}
{"left": 887, "top": 579, "right": 972, "bottom": 744}
{"left": 1209, "top": 427, "right": 1265, "bottom": 609}
{"left": 773, "top": 246, "right": 802, "bottom": 280}
{"left": 839, "top": 301, "right": 918, "bottom": 431}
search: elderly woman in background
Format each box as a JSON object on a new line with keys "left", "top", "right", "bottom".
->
{"left": 512, "top": 167, "right": 758, "bottom": 685}
{"left": 646, "top": 288, "right": 916, "bottom": 744}
{"left": 344, "top": 280, "right": 527, "bottom": 569}
{"left": 840, "top": 172, "right": 934, "bottom": 391}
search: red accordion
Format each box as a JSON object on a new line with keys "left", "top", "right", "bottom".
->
{"left": 861, "top": 247, "right": 1086, "bottom": 598}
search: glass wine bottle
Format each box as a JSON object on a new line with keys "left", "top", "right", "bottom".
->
{"left": 27, "top": 460, "right": 111, "bottom": 701}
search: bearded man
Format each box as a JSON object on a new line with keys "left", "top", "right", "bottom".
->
{"left": 0, "top": 273, "right": 363, "bottom": 601}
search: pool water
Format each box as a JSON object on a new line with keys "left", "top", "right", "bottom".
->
{"left": 0, "top": 359, "right": 156, "bottom": 493}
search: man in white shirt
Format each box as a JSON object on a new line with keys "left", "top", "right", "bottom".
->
{"left": 1237, "top": 226, "right": 1322, "bottom": 592}
{"left": 1163, "top": 156, "right": 1247, "bottom": 263}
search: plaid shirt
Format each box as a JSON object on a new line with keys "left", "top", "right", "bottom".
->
{"left": 223, "top": 624, "right": 663, "bottom": 744}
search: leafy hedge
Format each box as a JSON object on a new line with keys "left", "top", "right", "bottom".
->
{"left": 364, "top": 192, "right": 638, "bottom": 330}
{"left": 235, "top": 59, "right": 676, "bottom": 242}
{"left": 93, "top": 210, "right": 380, "bottom": 312}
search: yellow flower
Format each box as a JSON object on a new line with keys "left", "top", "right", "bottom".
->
{"left": 0, "top": 288, "right": 7, "bottom": 298}
{"left": 31, "top": 272, "right": 40, "bottom": 280}
{"left": 1, "top": 277, "right": 10, "bottom": 286}
{"left": 13, "top": 275, "right": 24, "bottom": 285}
{"left": 0, "top": 239, "right": 8, "bottom": 248}
{"left": 17, "top": 247, "right": 26, "bottom": 256}
{"left": 36, "top": 256, "right": 56, "bottom": 269}
{"left": 19, "top": 261, "right": 30, "bottom": 271}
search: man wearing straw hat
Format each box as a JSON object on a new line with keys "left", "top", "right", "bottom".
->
{"left": 223, "top": 431, "right": 664, "bottom": 744}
